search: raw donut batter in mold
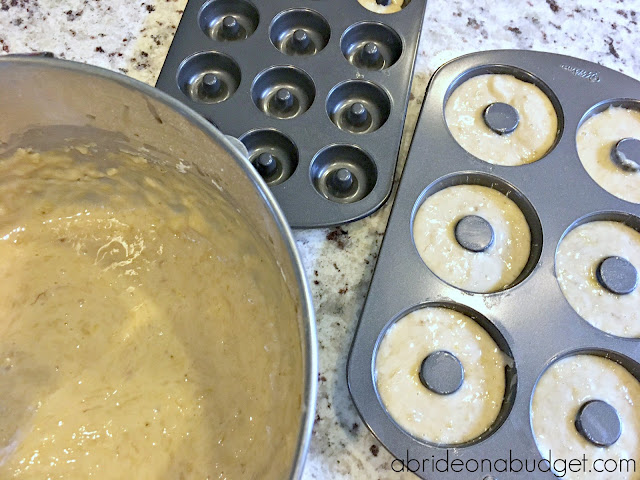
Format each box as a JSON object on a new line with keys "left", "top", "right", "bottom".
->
{"left": 531, "top": 354, "right": 640, "bottom": 480}
{"left": 445, "top": 74, "right": 558, "bottom": 166}
{"left": 375, "top": 307, "right": 509, "bottom": 445}
{"left": 413, "top": 184, "right": 532, "bottom": 293}
{"left": 0, "top": 148, "right": 301, "bottom": 479}
{"left": 357, "top": 0, "right": 404, "bottom": 14}
{"left": 576, "top": 106, "right": 640, "bottom": 204}
{"left": 556, "top": 221, "right": 640, "bottom": 338}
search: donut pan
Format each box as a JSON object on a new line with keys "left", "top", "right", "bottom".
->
{"left": 347, "top": 50, "right": 640, "bottom": 479}
{"left": 155, "top": 0, "right": 426, "bottom": 228}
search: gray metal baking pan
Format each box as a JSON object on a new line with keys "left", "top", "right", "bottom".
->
{"left": 347, "top": 50, "right": 640, "bottom": 479}
{"left": 155, "top": 0, "right": 426, "bottom": 228}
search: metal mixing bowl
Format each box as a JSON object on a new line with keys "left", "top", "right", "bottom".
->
{"left": 0, "top": 56, "right": 317, "bottom": 479}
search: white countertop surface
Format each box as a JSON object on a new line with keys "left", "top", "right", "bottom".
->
{"left": 2, "top": 0, "right": 639, "bottom": 477}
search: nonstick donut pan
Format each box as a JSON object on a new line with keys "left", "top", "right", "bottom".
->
{"left": 347, "top": 50, "right": 640, "bottom": 479}
{"left": 155, "top": 0, "right": 426, "bottom": 228}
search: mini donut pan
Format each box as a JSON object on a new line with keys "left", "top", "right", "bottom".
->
{"left": 347, "top": 50, "right": 640, "bottom": 479}
{"left": 155, "top": 0, "right": 426, "bottom": 228}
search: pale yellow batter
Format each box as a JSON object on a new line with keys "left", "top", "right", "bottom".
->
{"left": 556, "top": 221, "right": 640, "bottom": 338}
{"left": 376, "top": 307, "right": 509, "bottom": 445}
{"left": 531, "top": 355, "right": 640, "bottom": 480}
{"left": 576, "top": 106, "right": 640, "bottom": 204}
{"left": 0, "top": 148, "right": 301, "bottom": 479}
{"left": 357, "top": 0, "right": 404, "bottom": 14}
{"left": 413, "top": 184, "right": 532, "bottom": 293}
{"left": 445, "top": 74, "right": 558, "bottom": 166}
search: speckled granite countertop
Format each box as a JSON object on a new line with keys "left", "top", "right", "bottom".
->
{"left": 1, "top": 0, "right": 639, "bottom": 478}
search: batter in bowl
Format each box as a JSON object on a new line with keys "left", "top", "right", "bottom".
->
{"left": 556, "top": 220, "right": 640, "bottom": 338}
{"left": 357, "top": 0, "right": 405, "bottom": 14}
{"left": 376, "top": 306, "right": 510, "bottom": 445}
{"left": 0, "top": 147, "right": 301, "bottom": 479}
{"left": 531, "top": 354, "right": 640, "bottom": 480}
{"left": 413, "top": 184, "right": 532, "bottom": 293}
{"left": 576, "top": 106, "right": 640, "bottom": 204}
{"left": 445, "top": 73, "right": 558, "bottom": 166}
